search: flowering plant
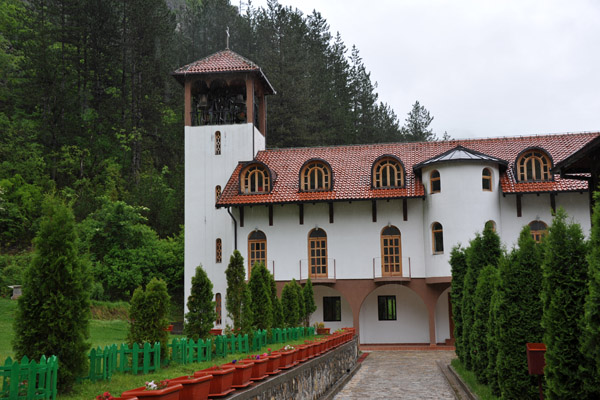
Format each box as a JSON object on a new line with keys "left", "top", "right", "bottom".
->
{"left": 96, "top": 392, "right": 114, "bottom": 400}
{"left": 145, "top": 380, "right": 168, "bottom": 390}
{"left": 267, "top": 348, "right": 272, "bottom": 355}
{"left": 283, "top": 345, "right": 295, "bottom": 351}
{"left": 231, "top": 359, "right": 237, "bottom": 364}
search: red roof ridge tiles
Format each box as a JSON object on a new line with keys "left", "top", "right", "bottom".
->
{"left": 216, "top": 131, "right": 600, "bottom": 207}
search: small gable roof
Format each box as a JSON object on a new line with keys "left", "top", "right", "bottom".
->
{"left": 413, "top": 145, "right": 508, "bottom": 172}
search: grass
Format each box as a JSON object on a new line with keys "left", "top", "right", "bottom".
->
{"left": 0, "top": 298, "right": 17, "bottom": 362}
{"left": 450, "top": 358, "right": 499, "bottom": 400}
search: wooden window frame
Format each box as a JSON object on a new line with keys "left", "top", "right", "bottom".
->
{"left": 241, "top": 164, "right": 270, "bottom": 194}
{"left": 378, "top": 295, "right": 397, "bottom": 321}
{"left": 482, "top": 168, "right": 492, "bottom": 191}
{"left": 430, "top": 170, "right": 441, "bottom": 194}
{"left": 248, "top": 230, "right": 267, "bottom": 276}
{"left": 301, "top": 162, "right": 331, "bottom": 191}
{"left": 373, "top": 158, "right": 404, "bottom": 188}
{"left": 381, "top": 226, "right": 402, "bottom": 276}
{"left": 485, "top": 220, "right": 496, "bottom": 232}
{"left": 517, "top": 150, "right": 551, "bottom": 182}
{"left": 215, "top": 185, "right": 221, "bottom": 202}
{"left": 308, "top": 228, "right": 328, "bottom": 278}
{"left": 432, "top": 222, "right": 444, "bottom": 254}
{"left": 215, "top": 131, "right": 221, "bottom": 155}
{"left": 529, "top": 220, "right": 548, "bottom": 243}
{"left": 216, "top": 238, "right": 222, "bottom": 263}
{"left": 323, "top": 296, "right": 341, "bottom": 321}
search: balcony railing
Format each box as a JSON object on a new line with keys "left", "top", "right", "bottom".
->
{"left": 372, "top": 257, "right": 411, "bottom": 282}
{"left": 298, "top": 258, "right": 336, "bottom": 283}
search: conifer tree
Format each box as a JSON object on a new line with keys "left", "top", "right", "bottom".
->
{"left": 225, "top": 250, "right": 246, "bottom": 330}
{"left": 486, "top": 279, "right": 501, "bottom": 396}
{"left": 449, "top": 245, "right": 468, "bottom": 363}
{"left": 240, "top": 283, "right": 254, "bottom": 334}
{"left": 281, "top": 279, "right": 299, "bottom": 327}
{"left": 541, "top": 209, "right": 589, "bottom": 399}
{"left": 248, "top": 262, "right": 273, "bottom": 330}
{"left": 470, "top": 265, "right": 498, "bottom": 383}
{"left": 496, "top": 227, "right": 543, "bottom": 399}
{"left": 583, "top": 192, "right": 600, "bottom": 396}
{"left": 184, "top": 265, "right": 216, "bottom": 340}
{"left": 269, "top": 271, "right": 283, "bottom": 328}
{"left": 294, "top": 279, "right": 305, "bottom": 325}
{"left": 401, "top": 101, "right": 436, "bottom": 142}
{"left": 302, "top": 278, "right": 317, "bottom": 326}
{"left": 13, "top": 195, "right": 90, "bottom": 392}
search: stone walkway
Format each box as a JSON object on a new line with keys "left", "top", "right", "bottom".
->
{"left": 333, "top": 350, "right": 457, "bottom": 399}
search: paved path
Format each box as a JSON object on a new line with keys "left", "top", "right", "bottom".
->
{"left": 334, "top": 350, "right": 457, "bottom": 399}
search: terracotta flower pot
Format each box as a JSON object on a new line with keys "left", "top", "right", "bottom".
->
{"left": 168, "top": 375, "right": 212, "bottom": 400}
{"left": 209, "top": 328, "right": 222, "bottom": 335}
{"left": 278, "top": 349, "right": 296, "bottom": 369}
{"left": 316, "top": 327, "right": 330, "bottom": 335}
{"left": 222, "top": 361, "right": 254, "bottom": 388}
{"left": 265, "top": 352, "right": 281, "bottom": 375}
{"left": 194, "top": 366, "right": 235, "bottom": 397}
{"left": 244, "top": 356, "right": 269, "bottom": 381}
{"left": 297, "top": 345, "right": 309, "bottom": 363}
{"left": 115, "top": 397, "right": 139, "bottom": 400}
{"left": 121, "top": 384, "right": 182, "bottom": 400}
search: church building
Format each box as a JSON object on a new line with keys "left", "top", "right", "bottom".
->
{"left": 174, "top": 49, "right": 599, "bottom": 346}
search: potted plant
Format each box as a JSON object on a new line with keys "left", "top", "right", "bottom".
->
{"left": 278, "top": 345, "right": 297, "bottom": 369}
{"left": 121, "top": 381, "right": 182, "bottom": 400}
{"left": 265, "top": 349, "right": 281, "bottom": 375}
{"left": 222, "top": 360, "right": 254, "bottom": 388}
{"left": 209, "top": 328, "right": 222, "bottom": 335}
{"left": 168, "top": 374, "right": 212, "bottom": 400}
{"left": 314, "top": 322, "right": 330, "bottom": 335}
{"left": 243, "top": 354, "right": 269, "bottom": 381}
{"left": 194, "top": 365, "right": 235, "bottom": 397}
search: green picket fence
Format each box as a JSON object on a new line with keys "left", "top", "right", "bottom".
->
{"left": 87, "top": 345, "right": 117, "bottom": 382}
{"left": 0, "top": 355, "right": 58, "bottom": 400}
{"left": 168, "top": 338, "right": 212, "bottom": 365}
{"left": 214, "top": 334, "right": 249, "bottom": 358}
{"left": 251, "top": 330, "right": 268, "bottom": 351}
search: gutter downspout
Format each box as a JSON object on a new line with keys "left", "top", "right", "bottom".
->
{"left": 227, "top": 207, "right": 238, "bottom": 250}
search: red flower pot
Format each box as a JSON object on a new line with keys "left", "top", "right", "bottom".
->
{"left": 194, "top": 366, "right": 235, "bottom": 397}
{"left": 278, "top": 349, "right": 296, "bottom": 369}
{"left": 121, "top": 384, "right": 183, "bottom": 400}
{"left": 316, "top": 328, "right": 330, "bottom": 335}
{"left": 115, "top": 397, "right": 139, "bottom": 400}
{"left": 209, "top": 328, "right": 222, "bottom": 335}
{"left": 297, "top": 345, "right": 309, "bottom": 363}
{"left": 304, "top": 342, "right": 315, "bottom": 359}
{"left": 222, "top": 361, "right": 254, "bottom": 388}
{"left": 244, "top": 356, "right": 269, "bottom": 381}
{"left": 168, "top": 375, "right": 212, "bottom": 400}
{"left": 265, "top": 352, "right": 281, "bottom": 375}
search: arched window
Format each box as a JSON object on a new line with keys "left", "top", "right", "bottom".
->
{"left": 308, "top": 228, "right": 328, "bottom": 277}
{"left": 241, "top": 164, "right": 270, "bottom": 194}
{"left": 373, "top": 157, "right": 404, "bottom": 188}
{"left": 381, "top": 226, "right": 402, "bottom": 276}
{"left": 517, "top": 149, "right": 552, "bottom": 182}
{"left": 485, "top": 220, "right": 496, "bottom": 232}
{"left": 430, "top": 170, "right": 441, "bottom": 193}
{"left": 300, "top": 161, "right": 332, "bottom": 191}
{"left": 432, "top": 222, "right": 444, "bottom": 254}
{"left": 248, "top": 230, "right": 267, "bottom": 276}
{"left": 215, "top": 185, "right": 221, "bottom": 202}
{"left": 482, "top": 168, "right": 492, "bottom": 191}
{"left": 215, "top": 131, "right": 221, "bottom": 155}
{"left": 529, "top": 220, "right": 548, "bottom": 243}
{"left": 215, "top": 293, "right": 222, "bottom": 325}
{"left": 216, "top": 238, "right": 222, "bottom": 263}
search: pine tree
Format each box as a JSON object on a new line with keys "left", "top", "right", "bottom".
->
{"left": 225, "top": 250, "right": 246, "bottom": 330}
{"left": 248, "top": 262, "right": 273, "bottom": 330}
{"left": 449, "top": 245, "right": 468, "bottom": 363}
{"left": 470, "top": 265, "right": 498, "bottom": 383}
{"left": 13, "top": 195, "right": 90, "bottom": 392}
{"left": 281, "top": 279, "right": 299, "bottom": 327}
{"left": 302, "top": 278, "right": 317, "bottom": 326}
{"left": 401, "top": 101, "right": 436, "bottom": 142}
{"left": 184, "top": 265, "right": 216, "bottom": 340}
{"left": 583, "top": 192, "right": 600, "bottom": 396}
{"left": 541, "top": 209, "right": 589, "bottom": 399}
{"left": 496, "top": 227, "right": 544, "bottom": 399}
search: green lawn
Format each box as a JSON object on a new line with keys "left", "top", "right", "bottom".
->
{"left": 0, "top": 298, "right": 17, "bottom": 362}
{"left": 450, "top": 358, "right": 499, "bottom": 400}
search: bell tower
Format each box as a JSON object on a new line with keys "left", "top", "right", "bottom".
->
{"left": 173, "top": 49, "right": 275, "bottom": 327}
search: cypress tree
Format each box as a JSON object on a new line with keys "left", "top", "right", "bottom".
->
{"left": 496, "top": 226, "right": 543, "bottom": 399}
{"left": 269, "top": 271, "right": 283, "bottom": 328}
{"left": 281, "top": 280, "right": 299, "bottom": 327}
{"left": 449, "top": 245, "right": 468, "bottom": 363}
{"left": 486, "top": 277, "right": 501, "bottom": 396}
{"left": 302, "top": 278, "right": 317, "bottom": 326}
{"left": 225, "top": 250, "right": 246, "bottom": 331}
{"left": 470, "top": 265, "right": 498, "bottom": 383}
{"left": 583, "top": 192, "right": 600, "bottom": 396}
{"left": 184, "top": 265, "right": 216, "bottom": 340}
{"left": 541, "top": 209, "right": 588, "bottom": 399}
{"left": 248, "top": 262, "right": 273, "bottom": 330}
{"left": 13, "top": 195, "right": 90, "bottom": 392}
{"left": 294, "top": 279, "right": 305, "bottom": 326}
{"left": 240, "top": 283, "right": 254, "bottom": 334}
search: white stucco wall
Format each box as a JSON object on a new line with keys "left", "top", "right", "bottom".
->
{"left": 309, "top": 286, "right": 353, "bottom": 332}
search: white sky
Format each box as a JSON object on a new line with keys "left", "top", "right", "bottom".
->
{"left": 248, "top": 0, "right": 600, "bottom": 139}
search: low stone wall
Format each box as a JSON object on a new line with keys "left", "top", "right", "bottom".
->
{"left": 229, "top": 337, "right": 359, "bottom": 400}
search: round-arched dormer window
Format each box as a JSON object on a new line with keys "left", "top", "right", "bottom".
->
{"left": 516, "top": 149, "right": 552, "bottom": 182}
{"left": 240, "top": 163, "right": 271, "bottom": 194}
{"left": 372, "top": 156, "right": 405, "bottom": 188}
{"left": 300, "top": 160, "right": 332, "bottom": 191}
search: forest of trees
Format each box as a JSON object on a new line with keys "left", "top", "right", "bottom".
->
{"left": 0, "top": 0, "right": 443, "bottom": 303}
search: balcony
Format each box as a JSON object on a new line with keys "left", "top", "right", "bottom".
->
{"left": 298, "top": 258, "right": 337, "bottom": 284}
{"left": 372, "top": 257, "right": 412, "bottom": 283}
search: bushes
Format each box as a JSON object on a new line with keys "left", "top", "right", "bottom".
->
{"left": 183, "top": 266, "right": 216, "bottom": 340}
{"left": 225, "top": 250, "right": 247, "bottom": 331}
{"left": 449, "top": 246, "right": 467, "bottom": 363}
{"left": 248, "top": 262, "right": 273, "bottom": 330}
{"left": 281, "top": 279, "right": 300, "bottom": 327}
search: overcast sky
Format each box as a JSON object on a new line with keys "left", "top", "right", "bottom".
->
{"left": 249, "top": 0, "right": 600, "bottom": 139}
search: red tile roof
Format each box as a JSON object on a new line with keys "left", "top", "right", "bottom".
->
{"left": 217, "top": 132, "right": 600, "bottom": 207}
{"left": 172, "top": 49, "right": 275, "bottom": 94}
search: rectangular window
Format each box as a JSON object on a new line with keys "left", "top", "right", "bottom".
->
{"left": 378, "top": 295, "right": 397, "bottom": 321}
{"left": 323, "top": 296, "right": 341, "bottom": 321}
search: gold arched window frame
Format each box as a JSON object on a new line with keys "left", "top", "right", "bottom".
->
{"left": 432, "top": 222, "right": 444, "bottom": 254}
{"left": 381, "top": 225, "right": 402, "bottom": 276}
{"left": 373, "top": 157, "right": 404, "bottom": 188}
{"left": 300, "top": 161, "right": 332, "bottom": 191}
{"left": 215, "top": 293, "right": 222, "bottom": 325}
{"left": 430, "top": 170, "right": 441, "bottom": 194}
{"left": 516, "top": 149, "right": 552, "bottom": 182}
{"left": 248, "top": 230, "right": 267, "bottom": 276}
{"left": 240, "top": 164, "right": 270, "bottom": 194}
{"left": 529, "top": 220, "right": 548, "bottom": 243}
